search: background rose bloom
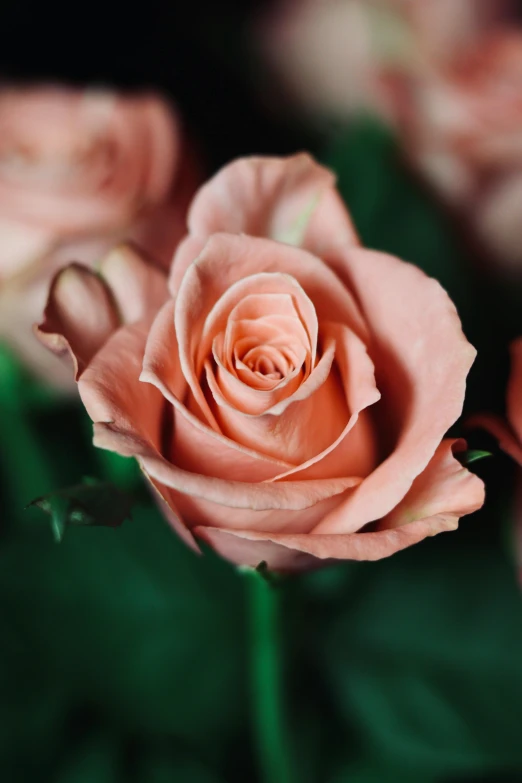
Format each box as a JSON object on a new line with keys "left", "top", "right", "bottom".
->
{"left": 37, "top": 155, "right": 484, "bottom": 572}
{"left": 0, "top": 85, "right": 197, "bottom": 386}
{"left": 258, "top": 1, "right": 522, "bottom": 272}
{"left": 394, "top": 32, "right": 522, "bottom": 274}
{"left": 256, "top": 0, "right": 507, "bottom": 123}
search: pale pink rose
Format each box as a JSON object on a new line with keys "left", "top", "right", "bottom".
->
{"left": 37, "top": 155, "right": 484, "bottom": 572}
{"left": 394, "top": 31, "right": 522, "bottom": 273}
{"left": 256, "top": 0, "right": 507, "bottom": 122}
{"left": 259, "top": 1, "right": 522, "bottom": 270}
{"left": 0, "top": 85, "right": 197, "bottom": 387}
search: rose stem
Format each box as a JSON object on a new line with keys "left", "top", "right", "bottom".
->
{"left": 246, "top": 564, "right": 294, "bottom": 783}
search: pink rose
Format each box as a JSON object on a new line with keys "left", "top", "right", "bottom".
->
{"left": 394, "top": 31, "right": 522, "bottom": 273}
{"left": 256, "top": 0, "right": 507, "bottom": 122}
{"left": 0, "top": 85, "right": 197, "bottom": 386}
{"left": 37, "top": 155, "right": 484, "bottom": 572}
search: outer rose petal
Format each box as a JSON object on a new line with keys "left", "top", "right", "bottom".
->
{"left": 98, "top": 245, "right": 169, "bottom": 325}
{"left": 313, "top": 246, "right": 476, "bottom": 534}
{"left": 194, "top": 439, "right": 484, "bottom": 572}
{"left": 168, "top": 154, "right": 358, "bottom": 288}
{"left": 35, "top": 263, "right": 120, "bottom": 379}
{"left": 35, "top": 246, "right": 168, "bottom": 379}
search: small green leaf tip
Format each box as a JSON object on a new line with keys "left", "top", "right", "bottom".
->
{"left": 458, "top": 450, "right": 493, "bottom": 466}
{"left": 28, "top": 478, "right": 133, "bottom": 542}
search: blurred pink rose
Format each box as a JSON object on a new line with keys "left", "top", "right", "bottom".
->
{"left": 393, "top": 31, "right": 522, "bottom": 273}
{"left": 0, "top": 85, "right": 197, "bottom": 386}
{"left": 37, "top": 155, "right": 484, "bottom": 572}
{"left": 257, "top": 0, "right": 508, "bottom": 122}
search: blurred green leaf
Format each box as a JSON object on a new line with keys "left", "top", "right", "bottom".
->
{"left": 0, "top": 502, "right": 247, "bottom": 776}
{"left": 305, "top": 518, "right": 522, "bottom": 783}
{"left": 29, "top": 479, "right": 133, "bottom": 542}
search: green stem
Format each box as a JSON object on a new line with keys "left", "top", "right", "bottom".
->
{"left": 247, "top": 568, "right": 294, "bottom": 783}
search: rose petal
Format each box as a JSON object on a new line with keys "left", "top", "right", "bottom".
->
{"left": 173, "top": 488, "right": 349, "bottom": 535}
{"left": 200, "top": 280, "right": 317, "bottom": 379}
{"left": 206, "top": 336, "right": 345, "bottom": 463}
{"left": 98, "top": 244, "right": 169, "bottom": 325}
{"left": 78, "top": 321, "right": 165, "bottom": 449}
{"left": 35, "top": 263, "right": 120, "bottom": 379}
{"left": 379, "top": 439, "right": 485, "bottom": 529}
{"left": 193, "top": 439, "right": 484, "bottom": 571}
{"left": 269, "top": 320, "right": 380, "bottom": 481}
{"left": 185, "top": 153, "right": 358, "bottom": 249}
{"left": 141, "top": 301, "right": 360, "bottom": 503}
{"left": 174, "top": 233, "right": 368, "bottom": 429}
{"left": 312, "top": 246, "right": 476, "bottom": 534}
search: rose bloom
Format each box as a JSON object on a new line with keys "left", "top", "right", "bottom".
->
{"left": 37, "top": 155, "right": 484, "bottom": 571}
{"left": 259, "top": 1, "right": 522, "bottom": 271}
{"left": 0, "top": 85, "right": 196, "bottom": 386}
{"left": 394, "top": 31, "right": 522, "bottom": 274}
{"left": 256, "top": 0, "right": 506, "bottom": 123}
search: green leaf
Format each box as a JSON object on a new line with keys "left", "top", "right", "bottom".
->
{"left": 0, "top": 502, "right": 247, "bottom": 773}
{"left": 28, "top": 479, "right": 133, "bottom": 542}
{"left": 458, "top": 450, "right": 493, "bottom": 466}
{"left": 304, "top": 512, "right": 522, "bottom": 782}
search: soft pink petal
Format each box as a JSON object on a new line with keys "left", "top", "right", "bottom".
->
{"left": 140, "top": 300, "right": 360, "bottom": 503}
{"left": 35, "top": 263, "right": 120, "bottom": 379}
{"left": 270, "top": 320, "right": 380, "bottom": 481}
{"left": 174, "top": 488, "right": 349, "bottom": 535}
{"left": 379, "top": 439, "right": 485, "bottom": 530}
{"left": 185, "top": 153, "right": 358, "bottom": 253}
{"left": 193, "top": 439, "right": 484, "bottom": 571}
{"left": 312, "top": 245, "right": 476, "bottom": 534}
{"left": 78, "top": 321, "right": 165, "bottom": 449}
{"left": 98, "top": 244, "right": 168, "bottom": 325}
{"left": 146, "top": 476, "right": 200, "bottom": 553}
{"left": 196, "top": 272, "right": 318, "bottom": 381}
{"left": 194, "top": 514, "right": 465, "bottom": 572}
{"left": 174, "top": 233, "right": 368, "bottom": 429}
{"left": 141, "top": 300, "right": 293, "bottom": 481}
{"left": 168, "top": 235, "right": 206, "bottom": 296}
{"left": 207, "top": 337, "right": 346, "bottom": 463}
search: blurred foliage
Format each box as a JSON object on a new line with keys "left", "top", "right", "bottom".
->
{"left": 1, "top": 14, "right": 522, "bottom": 783}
